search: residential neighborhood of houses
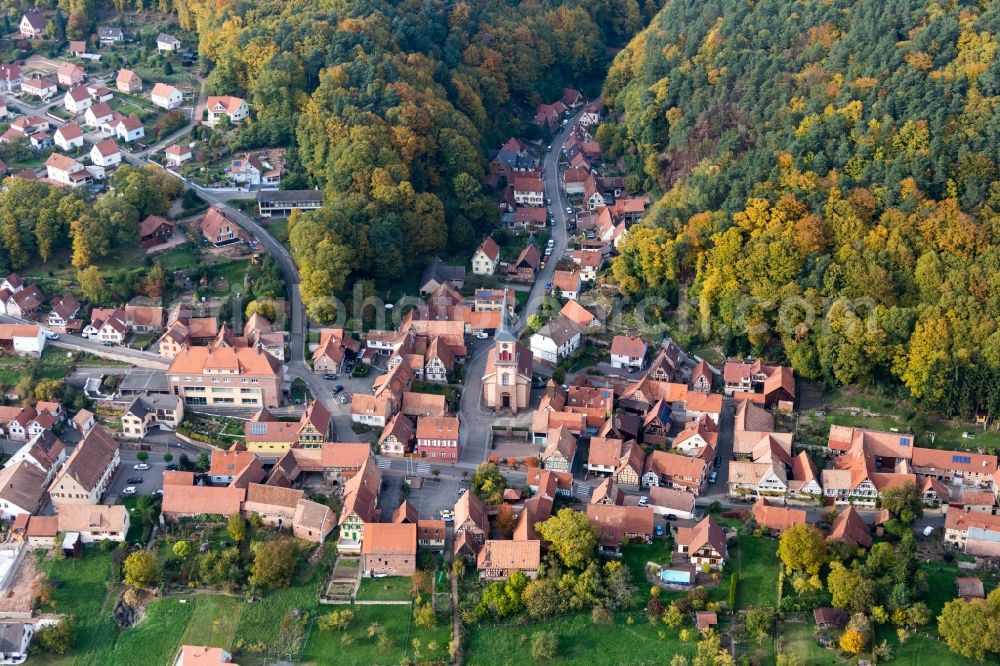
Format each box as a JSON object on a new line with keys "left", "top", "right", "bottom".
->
{"left": 0, "top": 18, "right": 993, "bottom": 666}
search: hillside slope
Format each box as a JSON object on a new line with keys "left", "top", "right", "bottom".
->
{"left": 602, "top": 0, "right": 1000, "bottom": 415}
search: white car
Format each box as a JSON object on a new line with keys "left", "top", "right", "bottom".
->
{"left": 475, "top": 331, "right": 489, "bottom": 339}
{"left": 565, "top": 206, "right": 573, "bottom": 215}
{"left": 638, "top": 496, "right": 649, "bottom": 507}
{"left": 133, "top": 463, "right": 150, "bottom": 471}
{"left": 440, "top": 509, "right": 455, "bottom": 522}
{"left": 122, "top": 486, "right": 137, "bottom": 495}
{"left": 544, "top": 247, "right": 553, "bottom": 256}
{"left": 44, "top": 331, "right": 60, "bottom": 340}
{"left": 546, "top": 239, "right": 555, "bottom": 246}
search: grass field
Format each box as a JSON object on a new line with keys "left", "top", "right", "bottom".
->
{"left": 355, "top": 576, "right": 413, "bottom": 601}
{"left": 304, "top": 603, "right": 451, "bottom": 666}
{"left": 98, "top": 598, "right": 195, "bottom": 666}
{"left": 0, "top": 346, "right": 75, "bottom": 388}
{"left": 178, "top": 595, "right": 243, "bottom": 649}
{"left": 735, "top": 535, "right": 781, "bottom": 608}
{"left": 781, "top": 622, "right": 852, "bottom": 665}
{"left": 466, "top": 611, "right": 696, "bottom": 666}
{"left": 233, "top": 567, "right": 323, "bottom": 657}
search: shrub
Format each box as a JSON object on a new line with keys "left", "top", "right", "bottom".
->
{"left": 591, "top": 606, "right": 613, "bottom": 624}
{"left": 530, "top": 631, "right": 558, "bottom": 660}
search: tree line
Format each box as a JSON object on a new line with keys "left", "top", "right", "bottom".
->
{"left": 601, "top": 0, "right": 1000, "bottom": 417}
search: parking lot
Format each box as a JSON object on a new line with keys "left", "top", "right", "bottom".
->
{"left": 106, "top": 452, "right": 171, "bottom": 500}
{"left": 378, "top": 472, "right": 467, "bottom": 524}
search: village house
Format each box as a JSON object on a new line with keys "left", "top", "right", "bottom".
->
{"left": 19, "top": 9, "right": 46, "bottom": 38}
{"left": 22, "top": 77, "right": 57, "bottom": 98}
{"left": 751, "top": 498, "right": 807, "bottom": 533}
{"left": 944, "top": 510, "right": 1000, "bottom": 556}
{"left": 206, "top": 95, "right": 250, "bottom": 126}
{"left": 0, "top": 460, "right": 47, "bottom": 519}
{"left": 207, "top": 448, "right": 260, "bottom": 485}
{"left": 378, "top": 412, "right": 414, "bottom": 457}
{"left": 542, "top": 426, "right": 578, "bottom": 472}
{"left": 0, "top": 64, "right": 21, "bottom": 92}
{"left": 363, "top": 523, "right": 417, "bottom": 576}
{"left": 471, "top": 236, "right": 501, "bottom": 276}
{"left": 910, "top": 447, "right": 998, "bottom": 488}
{"left": 175, "top": 646, "right": 235, "bottom": 665}
{"left": 139, "top": 215, "right": 175, "bottom": 247}
{"left": 120, "top": 393, "right": 184, "bottom": 439}
{"left": 164, "top": 144, "right": 192, "bottom": 166}
{"left": 311, "top": 328, "right": 360, "bottom": 375}
{"left": 419, "top": 258, "right": 465, "bottom": 295}
{"left": 63, "top": 86, "right": 91, "bottom": 114}
{"left": 116, "top": 69, "right": 142, "bottom": 94}
{"left": 48, "top": 426, "right": 120, "bottom": 506}
{"left": 415, "top": 415, "right": 460, "bottom": 460}
{"left": 533, "top": 100, "right": 567, "bottom": 128}
{"left": 161, "top": 471, "right": 246, "bottom": 521}
{"left": 56, "top": 504, "right": 129, "bottom": 544}
{"left": 643, "top": 451, "right": 709, "bottom": 495}
{"left": 157, "top": 33, "right": 182, "bottom": 52}
{"left": 45, "top": 293, "right": 79, "bottom": 331}
{"left": 98, "top": 26, "right": 124, "bottom": 45}
{"left": 256, "top": 189, "right": 323, "bottom": 217}
{"left": 827, "top": 505, "right": 872, "bottom": 548}
{"left": 587, "top": 504, "right": 655, "bottom": 555}
{"left": 579, "top": 100, "right": 601, "bottom": 126}
{"left": 512, "top": 175, "right": 544, "bottom": 206}
{"left": 337, "top": 458, "right": 381, "bottom": 553}
{"left": 57, "top": 62, "right": 85, "bottom": 87}
{"left": 675, "top": 515, "right": 728, "bottom": 569}
{"left": 551, "top": 269, "right": 582, "bottom": 300}
{"left": 529, "top": 314, "right": 582, "bottom": 365}
{"left": 0, "top": 279, "right": 46, "bottom": 319}
{"left": 86, "top": 82, "right": 114, "bottom": 102}
{"left": 53, "top": 122, "right": 85, "bottom": 151}
{"left": 108, "top": 113, "right": 144, "bottom": 142}
{"left": 610, "top": 335, "right": 648, "bottom": 371}
{"left": 418, "top": 519, "right": 446, "bottom": 550}
{"left": 648, "top": 486, "right": 697, "bottom": 519}
{"left": 200, "top": 206, "right": 247, "bottom": 246}
{"left": 151, "top": 82, "right": 183, "bottom": 109}
{"left": 477, "top": 540, "right": 541, "bottom": 580}
{"left": 454, "top": 490, "right": 489, "bottom": 559}
{"left": 84, "top": 102, "right": 114, "bottom": 128}
{"left": 44, "top": 153, "right": 90, "bottom": 187}
{"left": 723, "top": 358, "right": 795, "bottom": 406}
{"left": 90, "top": 138, "right": 122, "bottom": 168}
{"left": 506, "top": 243, "right": 541, "bottom": 282}
{"left": 168, "top": 346, "right": 284, "bottom": 409}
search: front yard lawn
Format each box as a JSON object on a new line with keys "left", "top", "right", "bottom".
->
{"left": 355, "top": 576, "right": 413, "bottom": 601}
{"left": 780, "top": 621, "right": 853, "bottom": 665}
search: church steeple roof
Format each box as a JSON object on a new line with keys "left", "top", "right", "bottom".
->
{"left": 495, "top": 291, "right": 515, "bottom": 343}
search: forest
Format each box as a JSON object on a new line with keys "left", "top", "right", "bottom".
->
{"left": 601, "top": 0, "right": 1000, "bottom": 417}
{"left": 158, "top": 0, "right": 662, "bottom": 320}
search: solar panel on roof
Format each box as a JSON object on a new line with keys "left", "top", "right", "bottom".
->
{"left": 899, "top": 437, "right": 910, "bottom": 446}
{"left": 248, "top": 422, "right": 267, "bottom": 435}
{"left": 953, "top": 454, "right": 971, "bottom": 464}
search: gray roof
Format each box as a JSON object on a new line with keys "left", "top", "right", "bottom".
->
{"left": 126, "top": 392, "right": 181, "bottom": 418}
{"left": 420, "top": 258, "right": 465, "bottom": 290}
{"left": 257, "top": 189, "right": 323, "bottom": 204}
{"left": 0, "top": 623, "right": 25, "bottom": 654}
{"left": 119, "top": 369, "right": 168, "bottom": 396}
{"left": 534, "top": 314, "right": 583, "bottom": 346}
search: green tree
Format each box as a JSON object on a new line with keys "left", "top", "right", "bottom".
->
{"left": 136, "top": 451, "right": 149, "bottom": 463}
{"left": 880, "top": 482, "right": 923, "bottom": 524}
{"left": 318, "top": 609, "right": 354, "bottom": 631}
{"left": 78, "top": 265, "right": 109, "bottom": 304}
{"left": 249, "top": 539, "right": 299, "bottom": 588}
{"left": 530, "top": 631, "right": 558, "bottom": 660}
{"left": 523, "top": 577, "right": 560, "bottom": 619}
{"left": 536, "top": 508, "right": 599, "bottom": 569}
{"left": 123, "top": 551, "right": 158, "bottom": 588}
{"left": 662, "top": 602, "right": 685, "bottom": 629}
{"left": 414, "top": 603, "right": 436, "bottom": 629}
{"left": 36, "top": 619, "right": 74, "bottom": 654}
{"left": 777, "top": 524, "right": 827, "bottom": 575}
{"left": 227, "top": 512, "right": 246, "bottom": 543}
{"left": 470, "top": 462, "right": 506, "bottom": 504}
{"left": 172, "top": 540, "right": 192, "bottom": 559}
{"left": 33, "top": 379, "right": 62, "bottom": 402}
{"left": 745, "top": 607, "right": 775, "bottom": 642}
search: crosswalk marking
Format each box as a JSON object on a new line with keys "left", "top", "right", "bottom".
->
{"left": 416, "top": 463, "right": 430, "bottom": 476}
{"left": 376, "top": 458, "right": 391, "bottom": 470}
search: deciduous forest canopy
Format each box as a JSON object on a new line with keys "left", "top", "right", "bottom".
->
{"left": 602, "top": 0, "right": 1000, "bottom": 416}
{"left": 172, "top": 0, "right": 663, "bottom": 319}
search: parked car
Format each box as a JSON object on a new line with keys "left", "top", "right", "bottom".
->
{"left": 331, "top": 385, "right": 344, "bottom": 394}
{"left": 475, "top": 331, "right": 489, "bottom": 339}
{"left": 708, "top": 471, "right": 718, "bottom": 484}
{"left": 638, "top": 495, "right": 649, "bottom": 507}
{"left": 122, "top": 486, "right": 137, "bottom": 495}
{"left": 45, "top": 331, "right": 59, "bottom": 340}
{"left": 153, "top": 489, "right": 163, "bottom": 496}
{"left": 713, "top": 455, "right": 721, "bottom": 468}
{"left": 102, "top": 341, "right": 115, "bottom": 347}
{"left": 546, "top": 145, "right": 552, "bottom": 152}
{"left": 440, "top": 509, "right": 455, "bottom": 522}
{"left": 133, "top": 463, "right": 150, "bottom": 471}
{"left": 655, "top": 524, "right": 664, "bottom": 537}
{"left": 126, "top": 477, "right": 143, "bottom": 484}
{"left": 323, "top": 373, "right": 337, "bottom": 380}
{"left": 338, "top": 395, "right": 348, "bottom": 404}
{"left": 565, "top": 206, "right": 573, "bottom": 215}
{"left": 165, "top": 464, "right": 180, "bottom": 471}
